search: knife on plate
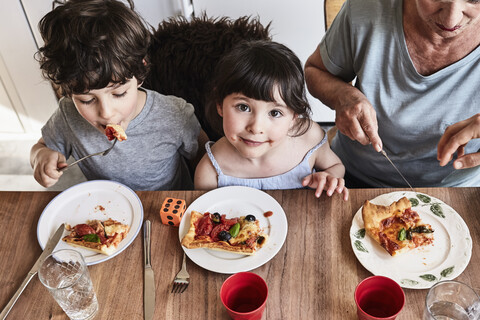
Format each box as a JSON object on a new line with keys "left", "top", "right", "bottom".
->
{"left": 380, "top": 149, "right": 416, "bottom": 192}
{"left": 0, "top": 223, "right": 65, "bottom": 320}
{"left": 143, "top": 220, "right": 155, "bottom": 320}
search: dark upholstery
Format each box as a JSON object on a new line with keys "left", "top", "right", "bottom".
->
{"left": 143, "top": 14, "right": 271, "bottom": 141}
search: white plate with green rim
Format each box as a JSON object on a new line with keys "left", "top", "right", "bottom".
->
{"left": 350, "top": 191, "right": 472, "bottom": 289}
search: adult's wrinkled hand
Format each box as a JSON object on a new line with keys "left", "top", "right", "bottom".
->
{"left": 438, "top": 114, "right": 480, "bottom": 169}
{"left": 334, "top": 90, "right": 383, "bottom": 152}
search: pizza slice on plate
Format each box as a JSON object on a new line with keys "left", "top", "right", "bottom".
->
{"left": 105, "top": 124, "right": 127, "bottom": 141}
{"left": 63, "top": 218, "right": 130, "bottom": 255}
{"left": 181, "top": 211, "right": 268, "bottom": 255}
{"left": 362, "top": 197, "right": 434, "bottom": 256}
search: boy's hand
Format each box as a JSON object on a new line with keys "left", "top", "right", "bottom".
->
{"left": 302, "top": 172, "right": 349, "bottom": 201}
{"left": 31, "top": 139, "right": 67, "bottom": 188}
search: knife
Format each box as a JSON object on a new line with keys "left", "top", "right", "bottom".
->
{"left": 143, "top": 220, "right": 155, "bottom": 320}
{"left": 380, "top": 149, "right": 416, "bottom": 192}
{"left": 0, "top": 223, "right": 65, "bottom": 320}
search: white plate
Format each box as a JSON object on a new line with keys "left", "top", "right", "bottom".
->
{"left": 37, "top": 180, "right": 143, "bottom": 265}
{"left": 179, "top": 186, "right": 288, "bottom": 274}
{"left": 350, "top": 191, "right": 472, "bottom": 289}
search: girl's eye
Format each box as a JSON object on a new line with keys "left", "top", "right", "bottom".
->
{"left": 113, "top": 91, "right": 127, "bottom": 98}
{"left": 270, "top": 109, "right": 283, "bottom": 118}
{"left": 237, "top": 104, "right": 250, "bottom": 112}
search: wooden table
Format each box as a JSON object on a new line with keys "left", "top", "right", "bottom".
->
{"left": 0, "top": 188, "right": 479, "bottom": 319}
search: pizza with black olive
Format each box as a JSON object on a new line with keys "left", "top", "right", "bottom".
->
{"left": 62, "top": 218, "right": 130, "bottom": 255}
{"left": 181, "top": 211, "right": 268, "bottom": 255}
{"left": 362, "top": 197, "right": 434, "bottom": 256}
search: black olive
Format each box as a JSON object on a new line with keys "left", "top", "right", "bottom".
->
{"left": 211, "top": 212, "right": 221, "bottom": 223}
{"left": 245, "top": 214, "right": 256, "bottom": 222}
{"left": 218, "top": 230, "right": 231, "bottom": 241}
{"left": 257, "top": 236, "right": 265, "bottom": 245}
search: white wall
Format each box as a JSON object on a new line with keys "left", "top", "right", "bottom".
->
{"left": 193, "top": 0, "right": 335, "bottom": 123}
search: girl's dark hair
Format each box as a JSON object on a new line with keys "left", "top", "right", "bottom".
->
{"left": 206, "top": 40, "right": 312, "bottom": 138}
{"left": 36, "top": 0, "right": 151, "bottom": 96}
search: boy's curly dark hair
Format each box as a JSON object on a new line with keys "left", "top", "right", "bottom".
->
{"left": 206, "top": 40, "right": 312, "bottom": 139}
{"left": 144, "top": 14, "right": 271, "bottom": 141}
{"left": 36, "top": 0, "right": 151, "bottom": 96}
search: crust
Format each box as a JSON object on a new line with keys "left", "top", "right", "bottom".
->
{"left": 181, "top": 211, "right": 267, "bottom": 256}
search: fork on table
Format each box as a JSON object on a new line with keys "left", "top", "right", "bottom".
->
{"left": 58, "top": 138, "right": 117, "bottom": 172}
{"left": 172, "top": 253, "right": 190, "bottom": 293}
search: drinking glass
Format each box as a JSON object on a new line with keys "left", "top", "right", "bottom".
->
{"left": 38, "top": 249, "right": 98, "bottom": 320}
{"left": 423, "top": 280, "right": 480, "bottom": 320}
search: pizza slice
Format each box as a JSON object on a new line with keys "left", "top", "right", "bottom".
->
{"left": 181, "top": 211, "right": 268, "bottom": 255}
{"left": 362, "top": 197, "right": 434, "bottom": 256}
{"left": 105, "top": 124, "right": 127, "bottom": 141}
{"left": 63, "top": 218, "right": 130, "bottom": 255}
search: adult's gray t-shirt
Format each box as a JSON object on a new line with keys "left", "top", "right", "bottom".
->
{"left": 320, "top": 0, "right": 480, "bottom": 187}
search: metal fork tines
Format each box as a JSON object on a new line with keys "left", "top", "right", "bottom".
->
{"left": 171, "top": 253, "right": 190, "bottom": 293}
{"left": 58, "top": 138, "right": 117, "bottom": 172}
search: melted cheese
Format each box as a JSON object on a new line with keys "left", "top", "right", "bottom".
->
{"left": 229, "top": 219, "right": 259, "bottom": 245}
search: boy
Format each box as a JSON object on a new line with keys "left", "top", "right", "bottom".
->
{"left": 31, "top": 0, "right": 204, "bottom": 190}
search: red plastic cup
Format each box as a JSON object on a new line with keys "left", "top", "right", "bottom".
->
{"left": 354, "top": 275, "right": 405, "bottom": 320}
{"left": 220, "top": 272, "right": 268, "bottom": 320}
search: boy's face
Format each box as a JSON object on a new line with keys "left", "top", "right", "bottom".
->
{"left": 71, "top": 77, "right": 144, "bottom": 133}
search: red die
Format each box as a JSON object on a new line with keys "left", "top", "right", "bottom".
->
{"left": 160, "top": 197, "right": 186, "bottom": 227}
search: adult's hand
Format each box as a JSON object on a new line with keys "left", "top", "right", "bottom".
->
{"left": 334, "top": 89, "right": 383, "bottom": 152}
{"left": 438, "top": 114, "right": 480, "bottom": 169}
{"left": 304, "top": 48, "right": 382, "bottom": 152}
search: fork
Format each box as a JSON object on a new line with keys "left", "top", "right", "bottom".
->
{"left": 171, "top": 253, "right": 190, "bottom": 293}
{"left": 58, "top": 138, "right": 117, "bottom": 172}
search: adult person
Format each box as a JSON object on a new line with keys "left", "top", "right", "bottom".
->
{"left": 304, "top": 0, "right": 480, "bottom": 187}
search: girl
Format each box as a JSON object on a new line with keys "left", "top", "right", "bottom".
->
{"left": 195, "top": 41, "right": 348, "bottom": 200}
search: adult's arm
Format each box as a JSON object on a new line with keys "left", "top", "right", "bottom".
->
{"left": 304, "top": 46, "right": 383, "bottom": 152}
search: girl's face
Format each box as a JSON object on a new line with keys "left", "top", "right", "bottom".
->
{"left": 217, "top": 86, "right": 297, "bottom": 160}
{"left": 71, "top": 77, "right": 143, "bottom": 133}
{"left": 415, "top": 0, "right": 480, "bottom": 37}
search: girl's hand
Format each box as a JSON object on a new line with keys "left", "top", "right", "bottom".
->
{"left": 438, "top": 114, "right": 480, "bottom": 169}
{"left": 31, "top": 146, "right": 67, "bottom": 188}
{"left": 302, "top": 172, "right": 349, "bottom": 201}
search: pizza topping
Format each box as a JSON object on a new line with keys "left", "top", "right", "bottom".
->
{"left": 245, "top": 215, "right": 256, "bottom": 222}
{"left": 397, "top": 228, "right": 407, "bottom": 241}
{"left": 218, "top": 230, "right": 232, "bottom": 241}
{"left": 229, "top": 223, "right": 240, "bottom": 237}
{"left": 74, "top": 224, "right": 96, "bottom": 237}
{"left": 211, "top": 212, "right": 221, "bottom": 223}
{"left": 195, "top": 213, "right": 214, "bottom": 236}
{"left": 83, "top": 234, "right": 101, "bottom": 243}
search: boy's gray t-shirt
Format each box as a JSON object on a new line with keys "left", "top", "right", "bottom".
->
{"left": 42, "top": 88, "right": 200, "bottom": 190}
{"left": 320, "top": 0, "right": 480, "bottom": 187}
